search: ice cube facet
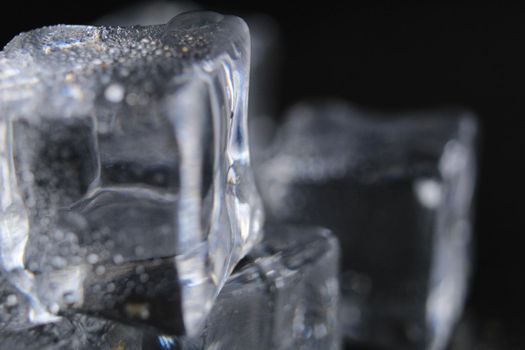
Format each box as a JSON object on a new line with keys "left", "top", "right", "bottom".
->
{"left": 95, "top": 2, "right": 282, "bottom": 161}
{"left": 144, "top": 224, "right": 340, "bottom": 349}
{"left": 0, "top": 11, "right": 263, "bottom": 335}
{"left": 257, "top": 101, "right": 478, "bottom": 350}
{"left": 0, "top": 225, "right": 339, "bottom": 350}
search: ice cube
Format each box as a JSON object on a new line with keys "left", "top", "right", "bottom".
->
{"left": 143, "top": 224, "right": 341, "bottom": 350}
{"left": 0, "top": 225, "right": 339, "bottom": 350}
{"left": 94, "top": 2, "right": 282, "bottom": 159}
{"left": 257, "top": 101, "right": 478, "bottom": 350}
{"left": 0, "top": 11, "right": 263, "bottom": 336}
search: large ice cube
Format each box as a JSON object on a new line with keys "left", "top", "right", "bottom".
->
{"left": 257, "top": 101, "right": 478, "bottom": 350}
{"left": 0, "top": 11, "right": 263, "bottom": 335}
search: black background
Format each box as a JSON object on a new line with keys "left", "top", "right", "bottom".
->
{"left": 1, "top": 1, "right": 524, "bottom": 348}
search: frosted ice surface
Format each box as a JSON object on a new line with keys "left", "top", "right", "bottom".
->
{"left": 0, "top": 311, "right": 140, "bottom": 350}
{"left": 94, "top": 1, "right": 282, "bottom": 160}
{"left": 0, "top": 11, "right": 263, "bottom": 336}
{"left": 257, "top": 101, "right": 477, "bottom": 350}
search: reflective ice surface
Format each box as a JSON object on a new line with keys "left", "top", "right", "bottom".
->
{"left": 257, "top": 101, "right": 478, "bottom": 350}
{"left": 0, "top": 225, "right": 339, "bottom": 350}
{"left": 95, "top": 1, "right": 281, "bottom": 161}
{"left": 0, "top": 12, "right": 263, "bottom": 335}
{"left": 144, "top": 224, "right": 340, "bottom": 349}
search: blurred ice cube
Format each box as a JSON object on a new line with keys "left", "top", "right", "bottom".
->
{"left": 257, "top": 101, "right": 478, "bottom": 350}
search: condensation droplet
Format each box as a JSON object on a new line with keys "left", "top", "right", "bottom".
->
{"left": 5, "top": 294, "right": 18, "bottom": 306}
{"left": 139, "top": 273, "right": 149, "bottom": 283}
{"left": 104, "top": 83, "right": 125, "bottom": 103}
{"left": 414, "top": 178, "right": 442, "bottom": 209}
{"left": 87, "top": 253, "right": 99, "bottom": 264}
{"left": 51, "top": 256, "right": 67, "bottom": 269}
{"left": 113, "top": 254, "right": 124, "bottom": 265}
{"left": 95, "top": 265, "right": 106, "bottom": 275}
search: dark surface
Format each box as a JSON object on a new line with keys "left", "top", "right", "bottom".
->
{"left": 1, "top": 1, "right": 524, "bottom": 348}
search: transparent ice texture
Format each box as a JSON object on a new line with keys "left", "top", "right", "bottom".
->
{"left": 0, "top": 12, "right": 263, "bottom": 336}
{"left": 94, "top": 1, "right": 281, "bottom": 159}
{"left": 0, "top": 308, "right": 141, "bottom": 350}
{"left": 143, "top": 224, "right": 340, "bottom": 350}
{"left": 257, "top": 101, "right": 478, "bottom": 350}
{"left": 0, "top": 225, "right": 339, "bottom": 350}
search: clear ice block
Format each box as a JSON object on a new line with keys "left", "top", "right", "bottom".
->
{"left": 95, "top": 2, "right": 281, "bottom": 159}
{"left": 142, "top": 224, "right": 341, "bottom": 349}
{"left": 0, "top": 225, "right": 339, "bottom": 350}
{"left": 0, "top": 11, "right": 263, "bottom": 335}
{"left": 257, "top": 101, "right": 478, "bottom": 350}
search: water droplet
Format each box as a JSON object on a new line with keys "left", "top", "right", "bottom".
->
{"left": 139, "top": 273, "right": 149, "bottom": 283}
{"left": 113, "top": 254, "right": 124, "bottom": 265}
{"left": 414, "top": 178, "right": 442, "bottom": 209}
{"left": 51, "top": 256, "right": 67, "bottom": 269}
{"left": 87, "top": 253, "right": 99, "bottom": 264}
{"left": 125, "top": 92, "right": 139, "bottom": 105}
{"left": 104, "top": 83, "right": 125, "bottom": 103}
{"left": 95, "top": 265, "right": 106, "bottom": 275}
{"left": 5, "top": 294, "right": 18, "bottom": 306}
